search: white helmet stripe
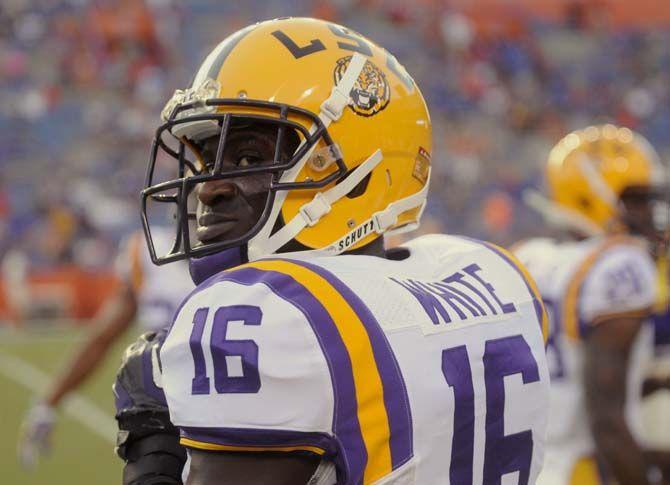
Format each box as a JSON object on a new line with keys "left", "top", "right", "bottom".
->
{"left": 575, "top": 153, "right": 618, "bottom": 209}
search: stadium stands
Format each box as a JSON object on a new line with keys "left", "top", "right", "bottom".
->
{"left": 1, "top": 0, "right": 669, "bottom": 321}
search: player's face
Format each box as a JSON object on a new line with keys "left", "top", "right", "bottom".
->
{"left": 193, "top": 123, "right": 298, "bottom": 244}
{"left": 620, "top": 186, "right": 668, "bottom": 246}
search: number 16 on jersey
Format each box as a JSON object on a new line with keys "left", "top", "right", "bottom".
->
{"left": 443, "top": 335, "right": 541, "bottom": 485}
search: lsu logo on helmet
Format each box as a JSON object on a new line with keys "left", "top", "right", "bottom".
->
{"left": 334, "top": 56, "right": 391, "bottom": 117}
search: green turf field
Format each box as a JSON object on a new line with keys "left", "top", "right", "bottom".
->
{"left": 0, "top": 326, "right": 137, "bottom": 485}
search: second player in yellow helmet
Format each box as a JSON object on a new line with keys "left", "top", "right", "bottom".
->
{"left": 545, "top": 124, "right": 663, "bottom": 238}
{"left": 515, "top": 124, "right": 670, "bottom": 485}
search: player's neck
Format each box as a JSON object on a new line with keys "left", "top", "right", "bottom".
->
{"left": 345, "top": 237, "right": 386, "bottom": 258}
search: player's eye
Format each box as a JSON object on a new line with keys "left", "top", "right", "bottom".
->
{"left": 237, "top": 153, "right": 263, "bottom": 167}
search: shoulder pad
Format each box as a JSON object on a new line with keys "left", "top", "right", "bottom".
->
{"left": 563, "top": 238, "right": 656, "bottom": 339}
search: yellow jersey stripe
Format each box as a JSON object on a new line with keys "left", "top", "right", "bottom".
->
{"left": 589, "top": 306, "right": 653, "bottom": 327}
{"left": 487, "top": 243, "right": 550, "bottom": 345}
{"left": 562, "top": 236, "right": 635, "bottom": 340}
{"left": 570, "top": 456, "right": 602, "bottom": 485}
{"left": 245, "top": 260, "right": 393, "bottom": 483}
{"left": 180, "top": 437, "right": 326, "bottom": 455}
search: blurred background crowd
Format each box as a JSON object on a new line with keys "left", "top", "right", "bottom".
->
{"left": 1, "top": 0, "right": 670, "bottom": 321}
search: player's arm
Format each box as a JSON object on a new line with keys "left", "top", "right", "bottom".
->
{"left": 186, "top": 450, "right": 321, "bottom": 485}
{"left": 115, "top": 330, "right": 187, "bottom": 485}
{"left": 581, "top": 244, "right": 660, "bottom": 483}
{"left": 584, "top": 314, "right": 650, "bottom": 484}
{"left": 115, "top": 319, "right": 324, "bottom": 485}
{"left": 18, "top": 281, "right": 137, "bottom": 468}
{"left": 46, "top": 281, "right": 137, "bottom": 407}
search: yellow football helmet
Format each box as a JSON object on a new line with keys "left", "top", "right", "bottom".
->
{"left": 544, "top": 124, "right": 663, "bottom": 236}
{"left": 142, "top": 17, "right": 432, "bottom": 264}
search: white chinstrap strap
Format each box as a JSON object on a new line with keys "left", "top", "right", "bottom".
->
{"left": 319, "top": 53, "right": 367, "bottom": 123}
{"left": 372, "top": 170, "right": 431, "bottom": 233}
{"left": 267, "top": 176, "right": 430, "bottom": 260}
{"left": 316, "top": 169, "right": 431, "bottom": 257}
{"left": 277, "top": 51, "right": 367, "bottom": 187}
{"left": 279, "top": 51, "right": 367, "bottom": 188}
{"left": 254, "top": 149, "right": 384, "bottom": 257}
{"left": 299, "top": 192, "right": 332, "bottom": 227}
{"left": 248, "top": 53, "right": 368, "bottom": 261}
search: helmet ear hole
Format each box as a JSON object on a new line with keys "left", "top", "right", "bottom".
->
{"left": 346, "top": 172, "right": 372, "bottom": 199}
{"left": 578, "top": 196, "right": 591, "bottom": 212}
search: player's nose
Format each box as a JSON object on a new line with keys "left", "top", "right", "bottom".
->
{"left": 198, "top": 180, "right": 239, "bottom": 206}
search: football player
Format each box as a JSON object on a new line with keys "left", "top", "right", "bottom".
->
{"left": 515, "top": 125, "right": 670, "bottom": 484}
{"left": 116, "top": 17, "right": 550, "bottom": 485}
{"left": 18, "top": 227, "right": 192, "bottom": 469}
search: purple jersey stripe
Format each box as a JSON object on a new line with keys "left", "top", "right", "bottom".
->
{"left": 180, "top": 426, "right": 336, "bottom": 454}
{"left": 215, "top": 266, "right": 366, "bottom": 484}
{"left": 653, "top": 311, "right": 670, "bottom": 347}
{"left": 276, "top": 258, "right": 414, "bottom": 471}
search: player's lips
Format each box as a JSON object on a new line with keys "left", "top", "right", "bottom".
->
{"left": 199, "top": 213, "right": 235, "bottom": 226}
{"left": 197, "top": 213, "right": 238, "bottom": 241}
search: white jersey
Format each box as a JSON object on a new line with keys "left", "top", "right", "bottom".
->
{"left": 115, "top": 228, "right": 193, "bottom": 330}
{"left": 514, "top": 236, "right": 656, "bottom": 484}
{"left": 161, "top": 235, "right": 550, "bottom": 485}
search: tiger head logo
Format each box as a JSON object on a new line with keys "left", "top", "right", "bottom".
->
{"left": 334, "top": 56, "right": 390, "bottom": 117}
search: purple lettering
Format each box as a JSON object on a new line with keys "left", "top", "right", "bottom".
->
{"left": 430, "top": 282, "right": 480, "bottom": 318}
{"left": 483, "top": 335, "right": 539, "bottom": 484}
{"left": 444, "top": 272, "right": 491, "bottom": 316}
{"left": 190, "top": 307, "right": 210, "bottom": 395}
{"left": 391, "top": 277, "right": 451, "bottom": 325}
{"left": 210, "top": 305, "right": 262, "bottom": 393}
{"left": 442, "top": 345, "right": 475, "bottom": 484}
{"left": 463, "top": 264, "right": 516, "bottom": 314}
